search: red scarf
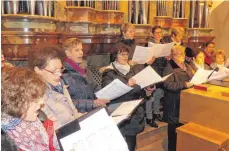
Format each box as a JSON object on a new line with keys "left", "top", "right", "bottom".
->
{"left": 64, "top": 58, "right": 86, "bottom": 76}
{"left": 43, "top": 119, "right": 55, "bottom": 151}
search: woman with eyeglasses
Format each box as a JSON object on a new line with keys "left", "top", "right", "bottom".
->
{"left": 163, "top": 45, "right": 194, "bottom": 151}
{"left": 1, "top": 67, "right": 60, "bottom": 151}
{"left": 29, "top": 46, "right": 82, "bottom": 130}
{"left": 102, "top": 45, "right": 149, "bottom": 151}
{"left": 61, "top": 38, "right": 110, "bottom": 113}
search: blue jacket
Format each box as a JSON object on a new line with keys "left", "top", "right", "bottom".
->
{"left": 62, "top": 62, "right": 96, "bottom": 113}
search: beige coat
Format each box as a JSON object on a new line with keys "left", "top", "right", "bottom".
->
{"left": 42, "top": 84, "right": 82, "bottom": 130}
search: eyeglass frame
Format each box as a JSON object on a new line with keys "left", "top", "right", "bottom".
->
{"left": 43, "top": 67, "right": 65, "bottom": 76}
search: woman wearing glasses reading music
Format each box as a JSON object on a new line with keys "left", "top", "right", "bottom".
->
{"left": 29, "top": 46, "right": 82, "bottom": 130}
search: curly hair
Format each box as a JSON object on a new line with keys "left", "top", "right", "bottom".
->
{"left": 212, "top": 49, "right": 226, "bottom": 62}
{"left": 1, "top": 67, "right": 47, "bottom": 118}
{"left": 28, "top": 46, "right": 62, "bottom": 70}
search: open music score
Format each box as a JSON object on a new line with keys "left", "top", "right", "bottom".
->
{"left": 132, "top": 66, "right": 172, "bottom": 88}
{"left": 95, "top": 79, "right": 133, "bottom": 100}
{"left": 132, "top": 42, "right": 174, "bottom": 64}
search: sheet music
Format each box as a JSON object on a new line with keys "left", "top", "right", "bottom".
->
{"left": 95, "top": 79, "right": 133, "bottom": 100}
{"left": 225, "top": 58, "right": 229, "bottom": 67}
{"left": 209, "top": 67, "right": 229, "bottom": 81}
{"left": 60, "top": 108, "right": 129, "bottom": 151}
{"left": 148, "top": 42, "right": 156, "bottom": 47}
{"left": 132, "top": 46, "right": 153, "bottom": 64}
{"left": 151, "top": 42, "right": 174, "bottom": 58}
{"left": 190, "top": 68, "right": 213, "bottom": 85}
{"left": 132, "top": 66, "right": 171, "bottom": 88}
{"left": 111, "top": 99, "right": 143, "bottom": 116}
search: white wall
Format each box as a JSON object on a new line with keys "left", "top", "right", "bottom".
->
{"left": 210, "top": 1, "right": 229, "bottom": 57}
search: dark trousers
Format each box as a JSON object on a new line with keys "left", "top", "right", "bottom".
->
{"left": 125, "top": 135, "right": 137, "bottom": 151}
{"left": 168, "top": 123, "right": 183, "bottom": 151}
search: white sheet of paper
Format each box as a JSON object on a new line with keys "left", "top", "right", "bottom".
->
{"left": 148, "top": 42, "right": 156, "bottom": 47}
{"left": 132, "top": 46, "right": 153, "bottom": 64}
{"left": 209, "top": 67, "right": 229, "bottom": 81}
{"left": 132, "top": 66, "right": 171, "bottom": 88}
{"left": 111, "top": 99, "right": 143, "bottom": 116}
{"left": 225, "top": 58, "right": 229, "bottom": 67}
{"left": 95, "top": 79, "right": 133, "bottom": 100}
{"left": 190, "top": 68, "right": 213, "bottom": 85}
{"left": 151, "top": 42, "right": 174, "bottom": 58}
{"left": 60, "top": 108, "right": 129, "bottom": 151}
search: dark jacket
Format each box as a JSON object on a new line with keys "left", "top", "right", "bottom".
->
{"left": 1, "top": 131, "right": 19, "bottom": 151}
{"left": 163, "top": 59, "right": 194, "bottom": 124}
{"left": 148, "top": 37, "right": 168, "bottom": 77}
{"left": 102, "top": 63, "right": 142, "bottom": 104}
{"left": 102, "top": 63, "right": 145, "bottom": 136}
{"left": 62, "top": 62, "right": 95, "bottom": 113}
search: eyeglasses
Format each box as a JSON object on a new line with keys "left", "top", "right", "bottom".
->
{"left": 118, "top": 53, "right": 129, "bottom": 57}
{"left": 43, "top": 67, "right": 65, "bottom": 76}
{"left": 154, "top": 31, "right": 163, "bottom": 34}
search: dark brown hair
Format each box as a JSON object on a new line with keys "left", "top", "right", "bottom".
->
{"left": 152, "top": 25, "right": 162, "bottom": 34}
{"left": 193, "top": 48, "right": 205, "bottom": 58}
{"left": 1, "top": 67, "right": 47, "bottom": 118}
{"left": 111, "top": 45, "right": 129, "bottom": 62}
{"left": 28, "top": 46, "right": 62, "bottom": 70}
{"left": 205, "top": 41, "right": 215, "bottom": 47}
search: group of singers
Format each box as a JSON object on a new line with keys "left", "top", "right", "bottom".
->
{"left": 1, "top": 23, "right": 228, "bottom": 151}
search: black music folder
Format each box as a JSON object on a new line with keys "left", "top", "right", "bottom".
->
{"left": 56, "top": 107, "right": 106, "bottom": 151}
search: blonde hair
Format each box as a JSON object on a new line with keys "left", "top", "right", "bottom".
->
{"left": 213, "top": 49, "right": 226, "bottom": 62}
{"left": 121, "top": 23, "right": 135, "bottom": 34}
{"left": 62, "top": 38, "right": 82, "bottom": 51}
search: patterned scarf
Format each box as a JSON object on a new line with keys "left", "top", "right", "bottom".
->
{"left": 112, "top": 61, "right": 130, "bottom": 75}
{"left": 1, "top": 113, "right": 55, "bottom": 151}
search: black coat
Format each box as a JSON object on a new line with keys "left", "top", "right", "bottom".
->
{"left": 62, "top": 62, "right": 95, "bottom": 113}
{"left": 102, "top": 63, "right": 145, "bottom": 136}
{"left": 102, "top": 63, "right": 142, "bottom": 104}
{"left": 163, "top": 60, "right": 194, "bottom": 124}
{"left": 1, "top": 131, "right": 19, "bottom": 151}
{"left": 148, "top": 37, "right": 168, "bottom": 77}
